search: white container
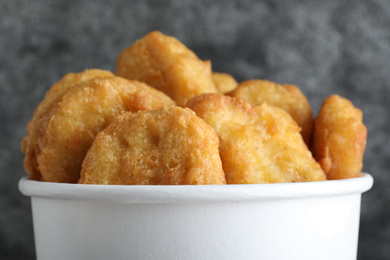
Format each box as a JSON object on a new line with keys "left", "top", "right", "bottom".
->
{"left": 19, "top": 174, "right": 373, "bottom": 260}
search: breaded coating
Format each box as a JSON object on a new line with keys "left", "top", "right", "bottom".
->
{"left": 115, "top": 31, "right": 217, "bottom": 106}
{"left": 227, "top": 80, "right": 313, "bottom": 146}
{"left": 21, "top": 69, "right": 114, "bottom": 180}
{"left": 187, "top": 93, "right": 326, "bottom": 184}
{"left": 31, "top": 77, "right": 175, "bottom": 183}
{"left": 311, "top": 95, "right": 367, "bottom": 180}
{"left": 80, "top": 106, "right": 226, "bottom": 185}
{"left": 212, "top": 72, "right": 238, "bottom": 94}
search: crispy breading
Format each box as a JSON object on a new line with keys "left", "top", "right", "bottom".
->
{"left": 115, "top": 31, "right": 217, "bottom": 106}
{"left": 32, "top": 77, "right": 175, "bottom": 183}
{"left": 227, "top": 79, "right": 313, "bottom": 146}
{"left": 80, "top": 106, "right": 226, "bottom": 185}
{"left": 311, "top": 95, "right": 367, "bottom": 180}
{"left": 212, "top": 72, "right": 238, "bottom": 94}
{"left": 21, "top": 69, "right": 114, "bottom": 180}
{"left": 187, "top": 93, "right": 326, "bottom": 184}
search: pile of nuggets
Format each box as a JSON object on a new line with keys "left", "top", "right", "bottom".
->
{"left": 21, "top": 31, "right": 367, "bottom": 185}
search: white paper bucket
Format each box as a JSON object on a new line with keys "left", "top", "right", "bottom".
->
{"left": 19, "top": 174, "right": 373, "bottom": 260}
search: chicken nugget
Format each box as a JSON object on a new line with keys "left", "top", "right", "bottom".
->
{"left": 31, "top": 77, "right": 175, "bottom": 183}
{"left": 212, "top": 72, "right": 238, "bottom": 94}
{"left": 21, "top": 69, "right": 114, "bottom": 180}
{"left": 227, "top": 80, "right": 313, "bottom": 146}
{"left": 115, "top": 31, "right": 217, "bottom": 106}
{"left": 311, "top": 95, "right": 367, "bottom": 180}
{"left": 80, "top": 106, "right": 226, "bottom": 185}
{"left": 187, "top": 93, "right": 326, "bottom": 184}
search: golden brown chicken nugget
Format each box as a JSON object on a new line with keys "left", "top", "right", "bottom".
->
{"left": 212, "top": 72, "right": 238, "bottom": 94}
{"left": 227, "top": 80, "right": 313, "bottom": 146}
{"left": 31, "top": 77, "right": 175, "bottom": 183}
{"left": 187, "top": 93, "right": 326, "bottom": 184}
{"left": 80, "top": 106, "right": 226, "bottom": 185}
{"left": 311, "top": 95, "right": 367, "bottom": 180}
{"left": 21, "top": 69, "right": 114, "bottom": 180}
{"left": 115, "top": 31, "right": 217, "bottom": 106}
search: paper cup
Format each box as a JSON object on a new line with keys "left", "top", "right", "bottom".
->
{"left": 19, "top": 174, "right": 373, "bottom": 260}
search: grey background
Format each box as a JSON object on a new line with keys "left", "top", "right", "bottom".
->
{"left": 1, "top": 0, "right": 389, "bottom": 259}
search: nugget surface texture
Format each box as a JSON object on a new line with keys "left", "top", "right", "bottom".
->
{"left": 21, "top": 69, "right": 114, "bottom": 180}
{"left": 212, "top": 72, "right": 238, "bottom": 94}
{"left": 31, "top": 77, "right": 174, "bottom": 183}
{"left": 115, "top": 31, "right": 217, "bottom": 106}
{"left": 311, "top": 95, "right": 367, "bottom": 180}
{"left": 187, "top": 93, "right": 326, "bottom": 184}
{"left": 227, "top": 80, "right": 313, "bottom": 146}
{"left": 80, "top": 106, "right": 226, "bottom": 185}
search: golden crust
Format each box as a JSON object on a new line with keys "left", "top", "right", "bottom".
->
{"left": 187, "top": 93, "right": 326, "bottom": 184}
{"left": 311, "top": 95, "right": 367, "bottom": 180}
{"left": 212, "top": 72, "right": 238, "bottom": 94}
{"left": 21, "top": 69, "right": 115, "bottom": 180}
{"left": 31, "top": 77, "right": 175, "bottom": 183}
{"left": 115, "top": 31, "right": 217, "bottom": 106}
{"left": 80, "top": 106, "right": 226, "bottom": 185}
{"left": 227, "top": 79, "right": 313, "bottom": 146}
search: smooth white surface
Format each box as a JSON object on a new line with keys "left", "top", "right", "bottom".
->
{"left": 19, "top": 173, "right": 373, "bottom": 203}
{"left": 20, "top": 174, "right": 373, "bottom": 260}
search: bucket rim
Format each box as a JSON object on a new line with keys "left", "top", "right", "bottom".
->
{"left": 18, "top": 173, "right": 373, "bottom": 204}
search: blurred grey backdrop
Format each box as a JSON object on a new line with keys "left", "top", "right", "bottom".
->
{"left": 1, "top": 0, "right": 389, "bottom": 259}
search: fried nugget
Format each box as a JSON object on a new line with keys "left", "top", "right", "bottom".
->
{"left": 227, "top": 80, "right": 313, "bottom": 146}
{"left": 80, "top": 106, "right": 226, "bottom": 185}
{"left": 187, "top": 93, "right": 326, "bottom": 184}
{"left": 31, "top": 77, "right": 175, "bottom": 183}
{"left": 21, "top": 69, "right": 114, "bottom": 180}
{"left": 115, "top": 31, "right": 217, "bottom": 106}
{"left": 311, "top": 95, "right": 367, "bottom": 180}
{"left": 212, "top": 72, "right": 238, "bottom": 94}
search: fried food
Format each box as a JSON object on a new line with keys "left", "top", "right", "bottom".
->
{"left": 227, "top": 80, "right": 313, "bottom": 146}
{"left": 212, "top": 72, "right": 238, "bottom": 94}
{"left": 187, "top": 93, "right": 326, "bottom": 184}
{"left": 80, "top": 106, "right": 226, "bottom": 185}
{"left": 31, "top": 77, "right": 175, "bottom": 183}
{"left": 21, "top": 69, "right": 114, "bottom": 180}
{"left": 115, "top": 31, "right": 217, "bottom": 106}
{"left": 21, "top": 30, "right": 368, "bottom": 186}
{"left": 311, "top": 95, "right": 367, "bottom": 180}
